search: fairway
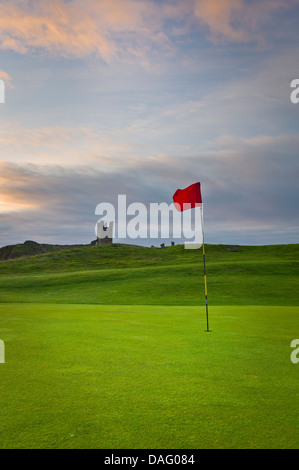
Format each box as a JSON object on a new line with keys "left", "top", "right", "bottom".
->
{"left": 0, "top": 303, "right": 298, "bottom": 449}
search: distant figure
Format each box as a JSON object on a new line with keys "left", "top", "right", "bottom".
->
{"left": 171, "top": 241, "right": 175, "bottom": 246}
{"left": 160, "top": 243, "right": 165, "bottom": 248}
{"left": 97, "top": 221, "right": 113, "bottom": 245}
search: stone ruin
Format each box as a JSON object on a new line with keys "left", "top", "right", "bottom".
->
{"left": 96, "top": 220, "right": 113, "bottom": 245}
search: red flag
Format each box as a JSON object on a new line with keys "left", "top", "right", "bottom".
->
{"left": 173, "top": 182, "right": 202, "bottom": 212}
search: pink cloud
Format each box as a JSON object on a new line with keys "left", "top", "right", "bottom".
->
{"left": 0, "top": 0, "right": 298, "bottom": 63}
{"left": 0, "top": 0, "right": 177, "bottom": 62}
{"left": 0, "top": 70, "right": 13, "bottom": 88}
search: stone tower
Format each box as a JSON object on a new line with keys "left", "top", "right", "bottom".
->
{"left": 96, "top": 220, "right": 113, "bottom": 245}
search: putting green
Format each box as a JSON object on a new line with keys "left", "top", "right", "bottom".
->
{"left": 0, "top": 303, "right": 298, "bottom": 449}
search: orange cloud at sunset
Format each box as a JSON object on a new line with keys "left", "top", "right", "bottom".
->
{"left": 1, "top": 0, "right": 298, "bottom": 62}
{"left": 0, "top": 0, "right": 175, "bottom": 61}
{"left": 194, "top": 0, "right": 246, "bottom": 42}
{"left": 0, "top": 0, "right": 114, "bottom": 59}
{"left": 0, "top": 69, "right": 13, "bottom": 90}
{"left": 0, "top": 122, "right": 141, "bottom": 168}
{"left": 0, "top": 162, "right": 41, "bottom": 212}
{"left": 0, "top": 196, "right": 39, "bottom": 213}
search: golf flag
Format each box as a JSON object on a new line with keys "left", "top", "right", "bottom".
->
{"left": 173, "top": 182, "right": 202, "bottom": 212}
{"left": 172, "top": 181, "right": 210, "bottom": 332}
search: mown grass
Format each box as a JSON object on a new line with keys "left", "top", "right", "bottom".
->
{"left": 0, "top": 303, "right": 298, "bottom": 449}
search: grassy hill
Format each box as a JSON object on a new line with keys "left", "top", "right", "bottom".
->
{"left": 0, "top": 243, "right": 298, "bottom": 305}
{"left": 0, "top": 239, "right": 85, "bottom": 261}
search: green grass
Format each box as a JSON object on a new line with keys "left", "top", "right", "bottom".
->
{"left": 0, "top": 244, "right": 299, "bottom": 305}
{"left": 1, "top": 243, "right": 299, "bottom": 274}
{"left": 0, "top": 303, "right": 298, "bottom": 449}
{"left": 0, "top": 244, "right": 298, "bottom": 448}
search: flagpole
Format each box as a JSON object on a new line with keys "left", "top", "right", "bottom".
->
{"left": 200, "top": 206, "right": 210, "bottom": 332}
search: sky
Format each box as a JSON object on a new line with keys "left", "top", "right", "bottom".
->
{"left": 0, "top": 0, "right": 299, "bottom": 247}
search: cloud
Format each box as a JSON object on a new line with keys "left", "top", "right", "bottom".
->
{"left": 0, "top": 0, "right": 114, "bottom": 60}
{"left": 0, "top": 70, "right": 13, "bottom": 88}
{"left": 1, "top": 0, "right": 298, "bottom": 64}
{"left": 0, "top": 0, "right": 177, "bottom": 62}
{"left": 192, "top": 0, "right": 299, "bottom": 43}
{"left": 0, "top": 122, "right": 143, "bottom": 167}
{"left": 0, "top": 129, "right": 298, "bottom": 247}
{"left": 193, "top": 0, "right": 248, "bottom": 42}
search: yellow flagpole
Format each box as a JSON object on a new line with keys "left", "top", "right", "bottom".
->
{"left": 200, "top": 206, "right": 210, "bottom": 332}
